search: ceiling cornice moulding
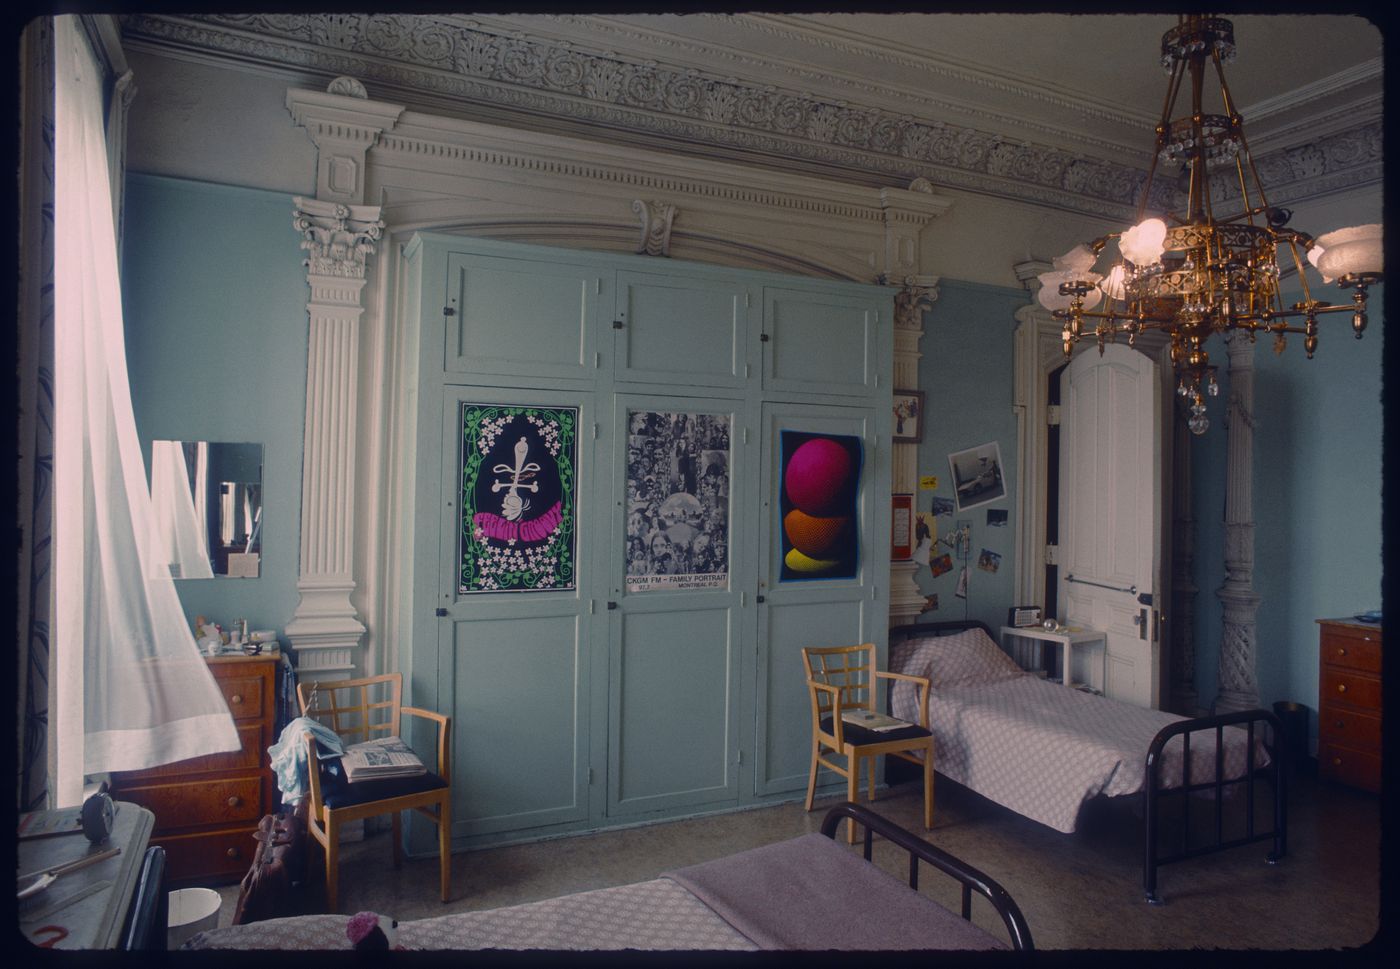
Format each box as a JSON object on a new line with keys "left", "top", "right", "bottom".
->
{"left": 120, "top": 13, "right": 1380, "bottom": 225}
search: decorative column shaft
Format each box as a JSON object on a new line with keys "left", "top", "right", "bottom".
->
{"left": 1213, "top": 333, "right": 1261, "bottom": 713}
{"left": 887, "top": 276, "right": 938, "bottom": 626}
{"left": 1170, "top": 406, "right": 1201, "bottom": 715}
{"left": 283, "top": 197, "right": 384, "bottom": 676}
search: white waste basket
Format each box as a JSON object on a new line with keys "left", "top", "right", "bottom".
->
{"left": 167, "top": 886, "right": 221, "bottom": 948}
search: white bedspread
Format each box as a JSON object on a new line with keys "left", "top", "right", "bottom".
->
{"left": 890, "top": 631, "right": 1267, "bottom": 834}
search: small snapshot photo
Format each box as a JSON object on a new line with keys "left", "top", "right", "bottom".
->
{"left": 931, "top": 496, "right": 955, "bottom": 517}
{"left": 986, "top": 508, "right": 1008, "bottom": 527}
{"left": 929, "top": 552, "right": 954, "bottom": 578}
{"left": 977, "top": 548, "right": 1002, "bottom": 573}
{"left": 892, "top": 390, "right": 925, "bottom": 443}
{"left": 948, "top": 441, "right": 1006, "bottom": 512}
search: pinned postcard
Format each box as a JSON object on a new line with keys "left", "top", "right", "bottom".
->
{"left": 919, "top": 475, "right": 939, "bottom": 491}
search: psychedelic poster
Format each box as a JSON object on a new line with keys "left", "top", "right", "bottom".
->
{"left": 460, "top": 404, "right": 577, "bottom": 593}
{"left": 779, "top": 431, "right": 862, "bottom": 581}
{"left": 625, "top": 411, "right": 731, "bottom": 592}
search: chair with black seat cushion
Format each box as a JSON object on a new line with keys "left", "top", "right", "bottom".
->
{"left": 802, "top": 643, "right": 934, "bottom": 843}
{"left": 297, "top": 673, "right": 451, "bottom": 911}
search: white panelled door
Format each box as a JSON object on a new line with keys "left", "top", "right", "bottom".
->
{"left": 1059, "top": 344, "right": 1162, "bottom": 708}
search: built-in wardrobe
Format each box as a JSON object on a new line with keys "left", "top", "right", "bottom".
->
{"left": 393, "top": 233, "right": 893, "bottom": 847}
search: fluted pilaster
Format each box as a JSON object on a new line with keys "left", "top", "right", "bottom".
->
{"left": 1170, "top": 406, "right": 1201, "bottom": 715}
{"left": 888, "top": 276, "right": 938, "bottom": 626}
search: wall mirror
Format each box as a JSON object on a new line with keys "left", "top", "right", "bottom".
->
{"left": 148, "top": 440, "right": 263, "bottom": 578}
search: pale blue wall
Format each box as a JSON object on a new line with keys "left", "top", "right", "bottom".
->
{"left": 1191, "top": 284, "right": 1385, "bottom": 744}
{"left": 914, "top": 280, "right": 1023, "bottom": 631}
{"left": 122, "top": 174, "right": 308, "bottom": 637}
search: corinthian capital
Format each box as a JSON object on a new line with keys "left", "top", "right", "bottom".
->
{"left": 292, "top": 196, "right": 385, "bottom": 278}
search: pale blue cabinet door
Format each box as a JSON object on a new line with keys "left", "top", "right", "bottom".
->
{"left": 762, "top": 287, "right": 879, "bottom": 398}
{"left": 753, "top": 402, "right": 885, "bottom": 797}
{"left": 434, "top": 387, "right": 597, "bottom": 837}
{"left": 606, "top": 397, "right": 743, "bottom": 816}
{"left": 614, "top": 271, "right": 751, "bottom": 389}
{"left": 443, "top": 252, "right": 602, "bottom": 381}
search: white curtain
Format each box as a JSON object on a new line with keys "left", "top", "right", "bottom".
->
{"left": 148, "top": 440, "right": 215, "bottom": 579}
{"left": 52, "top": 15, "right": 239, "bottom": 806}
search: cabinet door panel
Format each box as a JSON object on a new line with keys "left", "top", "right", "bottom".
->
{"left": 444, "top": 253, "right": 600, "bottom": 380}
{"left": 754, "top": 402, "right": 886, "bottom": 796}
{"left": 616, "top": 271, "right": 749, "bottom": 388}
{"left": 610, "top": 606, "right": 738, "bottom": 814}
{"left": 758, "top": 599, "right": 868, "bottom": 795}
{"left": 763, "top": 288, "right": 876, "bottom": 397}
{"left": 448, "top": 615, "right": 588, "bottom": 834}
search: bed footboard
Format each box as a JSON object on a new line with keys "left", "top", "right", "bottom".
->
{"left": 820, "top": 802, "right": 1033, "bottom": 951}
{"left": 1143, "top": 708, "right": 1287, "bottom": 904}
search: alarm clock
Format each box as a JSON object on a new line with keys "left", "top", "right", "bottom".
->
{"left": 80, "top": 789, "right": 115, "bottom": 844}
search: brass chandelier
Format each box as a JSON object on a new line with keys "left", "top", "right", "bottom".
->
{"left": 1037, "top": 15, "right": 1382, "bottom": 434}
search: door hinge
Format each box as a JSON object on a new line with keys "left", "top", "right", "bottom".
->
{"left": 740, "top": 591, "right": 746, "bottom": 607}
{"left": 736, "top": 749, "right": 743, "bottom": 765}
{"left": 759, "top": 333, "right": 770, "bottom": 343}
{"left": 588, "top": 767, "right": 594, "bottom": 784}
{"left": 1045, "top": 543, "right": 1058, "bottom": 565}
{"left": 443, "top": 306, "right": 456, "bottom": 317}
{"left": 1047, "top": 405, "right": 1061, "bottom": 426}
{"left": 435, "top": 607, "right": 448, "bottom": 617}
{"left": 612, "top": 319, "right": 625, "bottom": 329}
{"left": 607, "top": 601, "right": 618, "bottom": 610}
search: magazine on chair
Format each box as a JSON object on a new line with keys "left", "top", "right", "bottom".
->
{"left": 341, "top": 736, "right": 427, "bottom": 783}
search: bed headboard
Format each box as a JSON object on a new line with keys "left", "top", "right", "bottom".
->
{"left": 889, "top": 619, "right": 995, "bottom": 648}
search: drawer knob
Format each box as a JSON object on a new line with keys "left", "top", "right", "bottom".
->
{"left": 230, "top": 694, "right": 243, "bottom": 704}
{"left": 1336, "top": 647, "right": 1347, "bottom": 657}
{"left": 227, "top": 796, "right": 242, "bottom": 808}
{"left": 1332, "top": 756, "right": 1343, "bottom": 767}
{"left": 1337, "top": 683, "right": 1347, "bottom": 693}
{"left": 226, "top": 847, "right": 241, "bottom": 859}
{"left": 1335, "top": 720, "right": 1345, "bottom": 730}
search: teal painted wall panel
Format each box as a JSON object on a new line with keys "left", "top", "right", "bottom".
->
{"left": 122, "top": 174, "right": 307, "bottom": 637}
{"left": 1191, "top": 285, "right": 1384, "bottom": 738}
{"left": 915, "top": 280, "right": 1023, "bottom": 631}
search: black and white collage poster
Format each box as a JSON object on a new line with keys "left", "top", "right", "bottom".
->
{"left": 625, "top": 411, "right": 731, "bottom": 592}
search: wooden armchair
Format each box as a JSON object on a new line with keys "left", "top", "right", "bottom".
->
{"left": 802, "top": 643, "right": 934, "bottom": 843}
{"left": 297, "top": 673, "right": 452, "bottom": 911}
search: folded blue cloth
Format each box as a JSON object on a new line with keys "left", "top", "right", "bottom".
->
{"left": 267, "top": 715, "right": 345, "bottom": 807}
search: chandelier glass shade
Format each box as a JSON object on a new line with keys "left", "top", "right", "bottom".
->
{"left": 1037, "top": 15, "right": 1383, "bottom": 434}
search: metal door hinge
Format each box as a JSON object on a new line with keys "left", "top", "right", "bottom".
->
{"left": 607, "top": 601, "right": 618, "bottom": 610}
{"left": 759, "top": 333, "right": 770, "bottom": 343}
{"left": 443, "top": 307, "right": 456, "bottom": 317}
{"left": 612, "top": 320, "right": 625, "bottom": 329}
{"left": 1047, "top": 405, "right": 1061, "bottom": 426}
{"left": 435, "top": 607, "right": 448, "bottom": 617}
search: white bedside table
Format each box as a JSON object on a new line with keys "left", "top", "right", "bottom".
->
{"left": 1000, "top": 625, "right": 1107, "bottom": 694}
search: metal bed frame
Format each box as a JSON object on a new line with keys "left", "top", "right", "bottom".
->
{"left": 820, "top": 802, "right": 1034, "bottom": 951}
{"left": 886, "top": 620, "right": 1288, "bottom": 904}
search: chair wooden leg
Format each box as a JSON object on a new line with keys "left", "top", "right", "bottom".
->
{"left": 868, "top": 757, "right": 877, "bottom": 801}
{"left": 437, "top": 799, "right": 451, "bottom": 903}
{"left": 324, "top": 816, "right": 340, "bottom": 912}
{"left": 922, "top": 745, "right": 935, "bottom": 830}
{"left": 391, "top": 812, "right": 403, "bottom": 868}
{"left": 804, "top": 739, "right": 820, "bottom": 812}
{"left": 846, "top": 755, "right": 860, "bottom": 844}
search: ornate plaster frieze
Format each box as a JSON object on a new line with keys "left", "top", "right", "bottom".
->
{"left": 122, "top": 13, "right": 1381, "bottom": 227}
{"left": 292, "top": 197, "right": 386, "bottom": 278}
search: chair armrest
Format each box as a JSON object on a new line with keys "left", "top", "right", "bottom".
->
{"left": 402, "top": 706, "right": 451, "bottom": 780}
{"left": 874, "top": 670, "right": 931, "bottom": 727}
{"left": 807, "top": 679, "right": 846, "bottom": 745}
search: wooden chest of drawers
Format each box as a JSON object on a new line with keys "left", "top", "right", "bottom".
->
{"left": 1316, "top": 619, "right": 1382, "bottom": 793}
{"left": 111, "top": 652, "right": 278, "bottom": 884}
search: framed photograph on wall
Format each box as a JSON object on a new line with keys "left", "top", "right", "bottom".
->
{"left": 948, "top": 440, "right": 1006, "bottom": 512}
{"left": 892, "top": 389, "right": 925, "bottom": 443}
{"left": 891, "top": 493, "right": 913, "bottom": 561}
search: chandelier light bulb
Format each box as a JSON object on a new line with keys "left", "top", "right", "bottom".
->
{"left": 1119, "top": 218, "right": 1167, "bottom": 265}
{"left": 1099, "top": 264, "right": 1127, "bottom": 301}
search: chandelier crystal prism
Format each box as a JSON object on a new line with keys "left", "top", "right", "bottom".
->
{"left": 1037, "top": 14, "right": 1382, "bottom": 434}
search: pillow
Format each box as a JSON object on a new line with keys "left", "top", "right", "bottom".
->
{"left": 890, "top": 628, "right": 1023, "bottom": 689}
